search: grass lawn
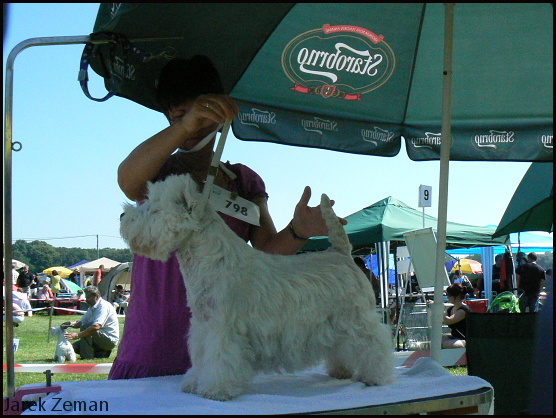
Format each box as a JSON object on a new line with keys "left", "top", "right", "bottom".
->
{"left": 3, "top": 313, "right": 125, "bottom": 394}
{"left": 4, "top": 313, "right": 466, "bottom": 396}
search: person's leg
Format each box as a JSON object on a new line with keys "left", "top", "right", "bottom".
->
{"left": 519, "top": 294, "right": 530, "bottom": 313}
{"left": 74, "top": 325, "right": 95, "bottom": 359}
{"left": 92, "top": 331, "right": 116, "bottom": 357}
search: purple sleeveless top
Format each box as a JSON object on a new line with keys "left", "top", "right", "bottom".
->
{"left": 108, "top": 162, "right": 267, "bottom": 379}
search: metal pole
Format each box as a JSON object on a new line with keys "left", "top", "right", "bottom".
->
{"left": 4, "top": 35, "right": 97, "bottom": 399}
{"left": 4, "top": 34, "right": 179, "bottom": 397}
{"left": 431, "top": 3, "right": 455, "bottom": 364}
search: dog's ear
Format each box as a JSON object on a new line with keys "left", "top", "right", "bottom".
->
{"left": 182, "top": 174, "right": 202, "bottom": 207}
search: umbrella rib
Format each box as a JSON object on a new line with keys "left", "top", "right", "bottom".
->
{"left": 401, "top": 3, "right": 427, "bottom": 126}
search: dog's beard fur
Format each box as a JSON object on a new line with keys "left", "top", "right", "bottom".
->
{"left": 120, "top": 174, "right": 394, "bottom": 401}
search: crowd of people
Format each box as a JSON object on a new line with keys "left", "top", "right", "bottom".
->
{"left": 5, "top": 262, "right": 130, "bottom": 328}
{"left": 5, "top": 262, "right": 125, "bottom": 360}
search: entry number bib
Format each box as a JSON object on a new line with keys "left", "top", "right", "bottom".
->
{"left": 209, "top": 185, "right": 260, "bottom": 226}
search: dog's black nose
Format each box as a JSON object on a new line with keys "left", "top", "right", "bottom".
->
{"left": 120, "top": 213, "right": 125, "bottom": 219}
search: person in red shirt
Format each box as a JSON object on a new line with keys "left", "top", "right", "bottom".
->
{"left": 93, "top": 265, "right": 104, "bottom": 286}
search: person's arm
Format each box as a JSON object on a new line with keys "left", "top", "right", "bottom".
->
{"left": 443, "top": 307, "right": 467, "bottom": 325}
{"left": 118, "top": 123, "right": 192, "bottom": 201}
{"left": 61, "top": 320, "right": 82, "bottom": 330}
{"left": 118, "top": 94, "right": 238, "bottom": 202}
{"left": 65, "top": 323, "right": 101, "bottom": 340}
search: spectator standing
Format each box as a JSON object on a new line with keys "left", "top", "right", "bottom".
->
{"left": 516, "top": 252, "right": 546, "bottom": 312}
{"left": 17, "top": 266, "right": 34, "bottom": 296}
{"left": 50, "top": 270, "right": 62, "bottom": 295}
{"left": 68, "top": 269, "right": 80, "bottom": 285}
{"left": 93, "top": 265, "right": 104, "bottom": 286}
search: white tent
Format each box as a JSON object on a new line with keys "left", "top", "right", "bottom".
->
{"left": 78, "top": 257, "right": 121, "bottom": 287}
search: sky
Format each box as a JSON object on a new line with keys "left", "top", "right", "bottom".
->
{"left": 2, "top": 3, "right": 548, "bottom": 251}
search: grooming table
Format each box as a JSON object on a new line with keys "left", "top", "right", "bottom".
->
{"left": 19, "top": 358, "right": 493, "bottom": 415}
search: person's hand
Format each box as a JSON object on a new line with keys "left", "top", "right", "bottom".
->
{"left": 64, "top": 332, "right": 79, "bottom": 340}
{"left": 291, "top": 186, "right": 347, "bottom": 239}
{"left": 60, "top": 321, "right": 72, "bottom": 330}
{"left": 173, "top": 94, "right": 239, "bottom": 150}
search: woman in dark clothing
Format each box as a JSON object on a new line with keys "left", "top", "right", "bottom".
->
{"left": 442, "top": 283, "right": 472, "bottom": 348}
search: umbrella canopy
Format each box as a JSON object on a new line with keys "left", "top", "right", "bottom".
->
{"left": 60, "top": 278, "right": 82, "bottom": 295}
{"left": 85, "top": 3, "right": 552, "bottom": 162}
{"left": 301, "top": 196, "right": 508, "bottom": 252}
{"left": 450, "top": 259, "right": 483, "bottom": 274}
{"left": 493, "top": 163, "right": 554, "bottom": 238}
{"left": 42, "top": 266, "right": 73, "bottom": 278}
{"left": 7, "top": 259, "right": 27, "bottom": 269}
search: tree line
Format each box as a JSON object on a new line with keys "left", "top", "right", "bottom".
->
{"left": 11, "top": 240, "right": 133, "bottom": 274}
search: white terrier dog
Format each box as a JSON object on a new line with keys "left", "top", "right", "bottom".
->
{"left": 50, "top": 326, "right": 77, "bottom": 363}
{"left": 120, "top": 174, "right": 393, "bottom": 400}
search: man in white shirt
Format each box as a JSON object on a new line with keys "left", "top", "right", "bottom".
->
{"left": 61, "top": 286, "right": 120, "bottom": 359}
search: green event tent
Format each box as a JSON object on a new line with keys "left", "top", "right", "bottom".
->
{"left": 301, "top": 196, "right": 509, "bottom": 253}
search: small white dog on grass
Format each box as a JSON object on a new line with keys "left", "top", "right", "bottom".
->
{"left": 120, "top": 174, "right": 394, "bottom": 400}
{"left": 50, "top": 326, "right": 77, "bottom": 363}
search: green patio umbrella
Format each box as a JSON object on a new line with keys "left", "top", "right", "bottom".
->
{"left": 302, "top": 196, "right": 508, "bottom": 252}
{"left": 493, "top": 163, "right": 554, "bottom": 238}
{"left": 79, "top": 2, "right": 552, "bottom": 364}
{"left": 84, "top": 3, "right": 552, "bottom": 162}
{"left": 60, "top": 278, "right": 82, "bottom": 295}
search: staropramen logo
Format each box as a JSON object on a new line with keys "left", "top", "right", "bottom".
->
{"left": 282, "top": 24, "right": 395, "bottom": 101}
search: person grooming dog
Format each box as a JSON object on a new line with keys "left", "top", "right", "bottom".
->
{"left": 61, "top": 286, "right": 119, "bottom": 359}
{"left": 110, "top": 55, "right": 346, "bottom": 380}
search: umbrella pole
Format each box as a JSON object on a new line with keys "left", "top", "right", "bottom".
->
{"left": 431, "top": 3, "right": 455, "bottom": 364}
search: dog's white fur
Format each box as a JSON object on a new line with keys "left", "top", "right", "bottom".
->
{"left": 120, "top": 174, "right": 393, "bottom": 400}
{"left": 50, "top": 326, "right": 77, "bottom": 363}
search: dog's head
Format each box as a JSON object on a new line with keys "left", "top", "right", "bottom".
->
{"left": 120, "top": 174, "right": 204, "bottom": 261}
{"left": 50, "top": 326, "right": 64, "bottom": 337}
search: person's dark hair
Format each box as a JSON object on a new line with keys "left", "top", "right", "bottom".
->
{"left": 516, "top": 251, "right": 527, "bottom": 261}
{"left": 446, "top": 283, "right": 467, "bottom": 299}
{"left": 156, "top": 55, "right": 224, "bottom": 116}
{"left": 527, "top": 252, "right": 537, "bottom": 262}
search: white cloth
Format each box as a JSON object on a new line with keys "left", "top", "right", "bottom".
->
{"left": 12, "top": 291, "right": 32, "bottom": 313}
{"left": 80, "top": 298, "right": 119, "bottom": 344}
{"left": 20, "top": 358, "right": 491, "bottom": 415}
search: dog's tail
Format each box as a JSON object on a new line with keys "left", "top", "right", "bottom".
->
{"left": 320, "top": 194, "right": 351, "bottom": 255}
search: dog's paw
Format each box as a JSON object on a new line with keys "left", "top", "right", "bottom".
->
{"left": 328, "top": 366, "right": 353, "bottom": 380}
{"left": 196, "top": 386, "right": 243, "bottom": 402}
{"left": 357, "top": 372, "right": 394, "bottom": 386}
{"left": 181, "top": 371, "right": 198, "bottom": 394}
